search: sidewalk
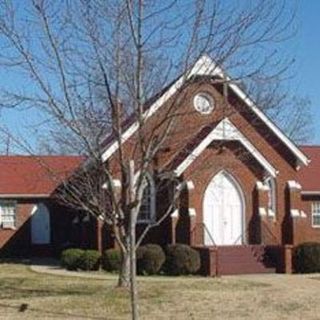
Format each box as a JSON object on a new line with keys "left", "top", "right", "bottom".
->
{"left": 29, "top": 259, "right": 202, "bottom": 282}
{"left": 30, "top": 258, "right": 118, "bottom": 280}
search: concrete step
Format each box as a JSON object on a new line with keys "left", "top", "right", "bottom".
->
{"left": 215, "top": 245, "right": 276, "bottom": 275}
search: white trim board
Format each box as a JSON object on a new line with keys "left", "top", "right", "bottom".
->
{"left": 174, "top": 118, "right": 278, "bottom": 177}
{"left": 101, "top": 54, "right": 309, "bottom": 166}
{"left": 101, "top": 56, "right": 215, "bottom": 161}
{"left": 301, "top": 191, "right": 320, "bottom": 196}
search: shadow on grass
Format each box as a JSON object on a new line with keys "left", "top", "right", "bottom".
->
{"left": 0, "top": 258, "right": 31, "bottom": 265}
{"left": 0, "top": 302, "right": 107, "bottom": 320}
{"left": 0, "top": 277, "right": 106, "bottom": 299}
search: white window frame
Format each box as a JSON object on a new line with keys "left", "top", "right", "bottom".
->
{"left": 137, "top": 174, "right": 156, "bottom": 224}
{"left": 311, "top": 202, "right": 320, "bottom": 228}
{"left": 0, "top": 200, "right": 17, "bottom": 229}
{"left": 264, "top": 177, "right": 276, "bottom": 218}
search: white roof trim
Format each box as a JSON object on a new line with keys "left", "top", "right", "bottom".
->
{"left": 174, "top": 118, "right": 278, "bottom": 177}
{"left": 101, "top": 55, "right": 218, "bottom": 161}
{"left": 198, "top": 56, "right": 309, "bottom": 166}
{"left": 101, "top": 54, "right": 309, "bottom": 166}
{"left": 301, "top": 191, "right": 320, "bottom": 196}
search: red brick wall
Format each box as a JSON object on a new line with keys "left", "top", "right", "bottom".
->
{"left": 0, "top": 201, "right": 33, "bottom": 256}
{"left": 105, "top": 78, "right": 313, "bottom": 248}
{"left": 293, "top": 195, "right": 320, "bottom": 244}
{"left": 0, "top": 199, "right": 99, "bottom": 257}
{"left": 181, "top": 141, "right": 263, "bottom": 245}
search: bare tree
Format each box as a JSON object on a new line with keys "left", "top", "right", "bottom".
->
{"left": 0, "top": 1, "right": 306, "bottom": 319}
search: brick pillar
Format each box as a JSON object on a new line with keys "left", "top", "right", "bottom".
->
{"left": 101, "top": 179, "right": 122, "bottom": 250}
{"left": 254, "top": 181, "right": 269, "bottom": 244}
{"left": 170, "top": 210, "right": 179, "bottom": 244}
{"left": 283, "top": 245, "right": 293, "bottom": 274}
{"left": 189, "top": 208, "right": 197, "bottom": 246}
{"left": 185, "top": 181, "right": 197, "bottom": 246}
{"left": 287, "top": 181, "right": 305, "bottom": 245}
{"left": 96, "top": 218, "right": 103, "bottom": 253}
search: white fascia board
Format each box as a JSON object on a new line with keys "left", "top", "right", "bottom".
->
{"left": 102, "top": 122, "right": 139, "bottom": 161}
{"left": 203, "top": 58, "right": 309, "bottom": 166}
{"left": 231, "top": 82, "right": 309, "bottom": 166}
{"left": 101, "top": 54, "right": 309, "bottom": 166}
{"left": 101, "top": 56, "right": 221, "bottom": 162}
{"left": 174, "top": 118, "right": 278, "bottom": 177}
{"left": 301, "top": 191, "right": 320, "bottom": 196}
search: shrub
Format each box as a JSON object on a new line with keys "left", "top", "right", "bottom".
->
{"left": 78, "top": 250, "right": 101, "bottom": 271}
{"left": 61, "top": 248, "right": 84, "bottom": 271}
{"left": 102, "top": 249, "right": 121, "bottom": 272}
{"left": 164, "top": 244, "right": 200, "bottom": 275}
{"left": 293, "top": 242, "right": 320, "bottom": 273}
{"left": 137, "top": 244, "right": 166, "bottom": 275}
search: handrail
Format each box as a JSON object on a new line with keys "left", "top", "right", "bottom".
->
{"left": 202, "top": 222, "right": 217, "bottom": 247}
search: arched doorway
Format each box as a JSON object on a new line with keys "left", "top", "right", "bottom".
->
{"left": 203, "top": 170, "right": 244, "bottom": 245}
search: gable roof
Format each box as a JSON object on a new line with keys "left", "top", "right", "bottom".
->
{"left": 297, "top": 146, "right": 320, "bottom": 193}
{"left": 172, "top": 118, "right": 278, "bottom": 177}
{"left": 101, "top": 54, "right": 309, "bottom": 167}
{"left": 0, "top": 156, "right": 84, "bottom": 197}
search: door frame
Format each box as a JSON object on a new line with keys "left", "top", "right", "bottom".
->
{"left": 202, "top": 170, "right": 246, "bottom": 246}
{"left": 31, "top": 202, "right": 51, "bottom": 245}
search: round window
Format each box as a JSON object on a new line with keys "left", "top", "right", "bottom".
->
{"left": 193, "top": 93, "right": 214, "bottom": 114}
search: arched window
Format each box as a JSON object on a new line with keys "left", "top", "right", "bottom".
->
{"left": 138, "top": 174, "right": 156, "bottom": 223}
{"left": 264, "top": 177, "right": 276, "bottom": 217}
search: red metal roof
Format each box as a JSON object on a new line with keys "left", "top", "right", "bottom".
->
{"left": 298, "top": 146, "right": 320, "bottom": 192}
{"left": 0, "top": 156, "right": 84, "bottom": 196}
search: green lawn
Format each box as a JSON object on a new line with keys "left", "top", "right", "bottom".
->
{"left": 0, "top": 263, "right": 319, "bottom": 319}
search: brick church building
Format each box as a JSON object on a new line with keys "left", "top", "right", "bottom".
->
{"left": 1, "top": 55, "right": 320, "bottom": 275}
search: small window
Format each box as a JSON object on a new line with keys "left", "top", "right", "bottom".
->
{"left": 193, "top": 93, "right": 215, "bottom": 114}
{"left": 264, "top": 177, "right": 276, "bottom": 217}
{"left": 0, "top": 201, "right": 16, "bottom": 228}
{"left": 312, "top": 202, "right": 320, "bottom": 228}
{"left": 138, "top": 175, "right": 156, "bottom": 223}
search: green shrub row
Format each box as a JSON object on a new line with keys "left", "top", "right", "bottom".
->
{"left": 293, "top": 242, "right": 320, "bottom": 273}
{"left": 102, "top": 243, "right": 200, "bottom": 275}
{"left": 61, "top": 244, "right": 201, "bottom": 275}
{"left": 61, "top": 249, "right": 100, "bottom": 271}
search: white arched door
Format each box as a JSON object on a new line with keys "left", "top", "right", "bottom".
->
{"left": 203, "top": 171, "right": 244, "bottom": 246}
{"left": 31, "top": 203, "right": 51, "bottom": 244}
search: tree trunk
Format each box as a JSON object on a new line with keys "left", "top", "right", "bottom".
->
{"left": 118, "top": 248, "right": 130, "bottom": 287}
{"left": 129, "top": 210, "right": 138, "bottom": 320}
{"left": 129, "top": 160, "right": 139, "bottom": 320}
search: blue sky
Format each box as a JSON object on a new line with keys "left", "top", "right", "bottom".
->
{"left": 293, "top": 0, "right": 320, "bottom": 143}
{"left": 1, "top": 0, "right": 320, "bottom": 153}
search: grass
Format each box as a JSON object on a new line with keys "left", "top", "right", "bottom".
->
{"left": 0, "top": 263, "right": 320, "bottom": 319}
